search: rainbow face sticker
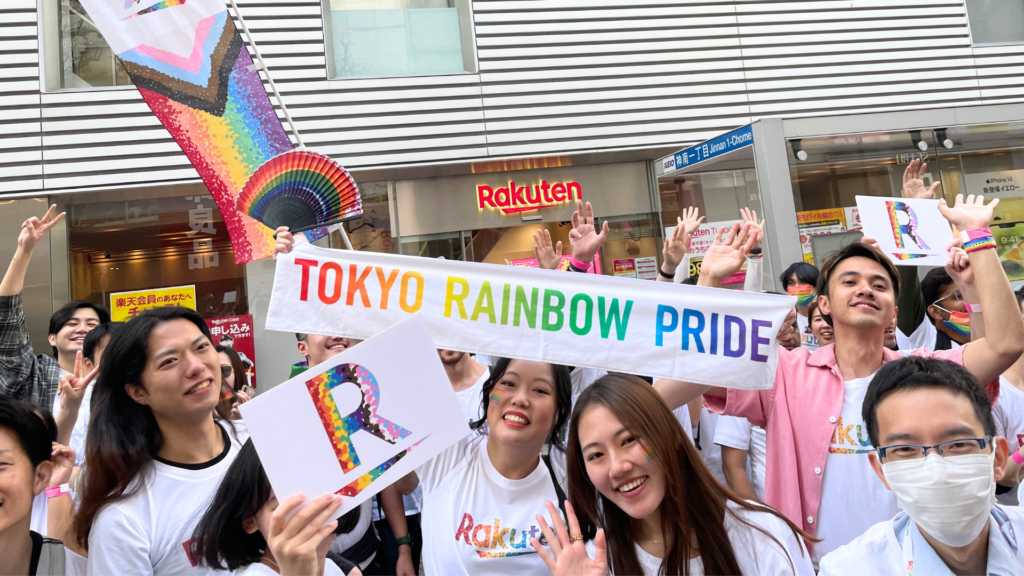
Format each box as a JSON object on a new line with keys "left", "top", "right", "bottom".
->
{"left": 489, "top": 387, "right": 506, "bottom": 405}
{"left": 787, "top": 285, "right": 815, "bottom": 307}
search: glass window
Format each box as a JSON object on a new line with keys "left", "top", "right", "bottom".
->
{"left": 68, "top": 194, "right": 248, "bottom": 319}
{"left": 331, "top": 181, "right": 398, "bottom": 253}
{"left": 966, "top": 0, "right": 1024, "bottom": 45}
{"left": 326, "top": 0, "right": 473, "bottom": 79}
{"left": 58, "top": 0, "right": 132, "bottom": 88}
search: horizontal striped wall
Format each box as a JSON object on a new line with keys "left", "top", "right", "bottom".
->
{"left": 2, "top": 0, "right": 1024, "bottom": 194}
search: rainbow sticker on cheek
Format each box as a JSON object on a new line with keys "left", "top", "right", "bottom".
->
{"left": 640, "top": 439, "right": 655, "bottom": 463}
{"left": 489, "top": 387, "right": 506, "bottom": 405}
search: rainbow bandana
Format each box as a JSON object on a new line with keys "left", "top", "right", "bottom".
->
{"left": 787, "top": 285, "right": 815, "bottom": 307}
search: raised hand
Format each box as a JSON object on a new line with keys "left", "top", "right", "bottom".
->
{"left": 267, "top": 493, "right": 343, "bottom": 576}
{"left": 18, "top": 205, "right": 65, "bottom": 253}
{"left": 902, "top": 159, "right": 941, "bottom": 199}
{"left": 534, "top": 229, "right": 563, "bottom": 271}
{"left": 569, "top": 200, "right": 610, "bottom": 264}
{"left": 679, "top": 206, "right": 705, "bottom": 237}
{"left": 945, "top": 246, "right": 975, "bottom": 288}
{"left": 229, "top": 390, "right": 251, "bottom": 420}
{"left": 273, "top": 226, "right": 294, "bottom": 260}
{"left": 58, "top": 351, "right": 99, "bottom": 414}
{"left": 699, "top": 224, "right": 755, "bottom": 285}
{"left": 49, "top": 442, "right": 76, "bottom": 487}
{"left": 938, "top": 194, "right": 998, "bottom": 231}
{"left": 661, "top": 220, "right": 691, "bottom": 274}
{"left": 739, "top": 207, "right": 765, "bottom": 252}
{"left": 531, "top": 501, "right": 607, "bottom": 576}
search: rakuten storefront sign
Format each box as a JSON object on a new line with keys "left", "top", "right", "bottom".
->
{"left": 477, "top": 180, "right": 582, "bottom": 215}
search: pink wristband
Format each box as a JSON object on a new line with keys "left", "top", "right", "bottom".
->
{"left": 46, "top": 484, "right": 70, "bottom": 498}
{"left": 961, "top": 227, "right": 993, "bottom": 242}
{"left": 569, "top": 256, "right": 592, "bottom": 271}
{"left": 1013, "top": 450, "right": 1024, "bottom": 466}
{"left": 965, "top": 302, "right": 982, "bottom": 313}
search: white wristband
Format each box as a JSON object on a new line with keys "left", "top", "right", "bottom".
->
{"left": 965, "top": 302, "right": 982, "bottom": 313}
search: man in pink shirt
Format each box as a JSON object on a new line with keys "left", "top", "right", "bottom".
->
{"left": 656, "top": 194, "right": 1023, "bottom": 565}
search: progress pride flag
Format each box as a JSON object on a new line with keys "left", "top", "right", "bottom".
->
{"left": 267, "top": 243, "right": 795, "bottom": 390}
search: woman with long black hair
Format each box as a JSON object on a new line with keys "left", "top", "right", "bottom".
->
{"left": 398, "top": 357, "right": 573, "bottom": 575}
{"left": 533, "top": 374, "right": 814, "bottom": 576}
{"left": 73, "top": 306, "right": 245, "bottom": 575}
{"left": 191, "top": 439, "right": 360, "bottom": 576}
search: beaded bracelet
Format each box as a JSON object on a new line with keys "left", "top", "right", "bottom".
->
{"left": 960, "top": 228, "right": 996, "bottom": 253}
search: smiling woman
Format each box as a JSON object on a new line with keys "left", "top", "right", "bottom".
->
{"left": 73, "top": 306, "right": 247, "bottom": 576}
{"left": 556, "top": 375, "right": 815, "bottom": 576}
{"left": 399, "top": 357, "right": 573, "bottom": 576}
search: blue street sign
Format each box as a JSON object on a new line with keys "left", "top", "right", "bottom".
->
{"left": 673, "top": 125, "right": 754, "bottom": 171}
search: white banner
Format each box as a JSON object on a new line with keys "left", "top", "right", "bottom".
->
{"left": 267, "top": 243, "right": 797, "bottom": 390}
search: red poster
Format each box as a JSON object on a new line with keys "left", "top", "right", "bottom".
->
{"left": 206, "top": 314, "right": 257, "bottom": 389}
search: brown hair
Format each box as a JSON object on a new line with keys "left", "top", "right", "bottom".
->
{"left": 567, "top": 374, "right": 812, "bottom": 575}
{"left": 816, "top": 242, "right": 900, "bottom": 327}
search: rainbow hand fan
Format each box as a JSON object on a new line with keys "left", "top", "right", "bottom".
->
{"left": 237, "top": 150, "right": 363, "bottom": 234}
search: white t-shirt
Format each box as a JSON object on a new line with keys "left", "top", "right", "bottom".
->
{"left": 455, "top": 368, "right": 490, "bottom": 425}
{"left": 417, "top": 436, "right": 565, "bottom": 576}
{"left": 671, "top": 406, "right": 694, "bottom": 442}
{"left": 798, "top": 314, "right": 818, "bottom": 351}
{"left": 813, "top": 374, "right": 899, "bottom": 566}
{"left": 693, "top": 408, "right": 728, "bottom": 486}
{"left": 86, "top": 422, "right": 245, "bottom": 576}
{"left": 31, "top": 491, "right": 47, "bottom": 535}
{"left": 714, "top": 416, "right": 768, "bottom": 501}
{"left": 994, "top": 376, "right": 1024, "bottom": 505}
{"left": 52, "top": 381, "right": 94, "bottom": 467}
{"left": 586, "top": 501, "right": 814, "bottom": 575}
{"left": 235, "top": 558, "right": 347, "bottom": 576}
{"left": 896, "top": 319, "right": 961, "bottom": 352}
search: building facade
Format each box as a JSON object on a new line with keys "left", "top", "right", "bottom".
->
{"left": 2, "top": 0, "right": 1024, "bottom": 388}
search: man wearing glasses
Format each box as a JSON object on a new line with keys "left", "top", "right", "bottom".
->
{"left": 895, "top": 266, "right": 976, "bottom": 351}
{"left": 819, "top": 356, "right": 1023, "bottom": 574}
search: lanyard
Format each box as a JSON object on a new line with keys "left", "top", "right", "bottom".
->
{"left": 901, "top": 522, "right": 914, "bottom": 576}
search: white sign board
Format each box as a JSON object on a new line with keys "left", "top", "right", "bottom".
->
{"left": 855, "top": 196, "right": 951, "bottom": 267}
{"left": 239, "top": 315, "right": 470, "bottom": 520}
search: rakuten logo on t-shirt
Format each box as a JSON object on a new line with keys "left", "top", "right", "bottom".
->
{"left": 455, "top": 512, "right": 547, "bottom": 558}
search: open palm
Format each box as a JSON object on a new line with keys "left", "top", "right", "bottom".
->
{"left": 532, "top": 501, "right": 608, "bottom": 576}
{"left": 902, "top": 159, "right": 941, "bottom": 199}
{"left": 569, "top": 200, "right": 609, "bottom": 264}
{"left": 699, "top": 224, "right": 754, "bottom": 282}
{"left": 939, "top": 194, "right": 997, "bottom": 230}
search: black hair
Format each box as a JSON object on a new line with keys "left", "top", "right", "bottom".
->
{"left": 295, "top": 333, "right": 308, "bottom": 342}
{"left": 469, "top": 358, "right": 573, "bottom": 450}
{"left": 862, "top": 356, "right": 996, "bottom": 447}
{"left": 817, "top": 243, "right": 901, "bottom": 327}
{"left": 76, "top": 306, "right": 217, "bottom": 548}
{"left": 681, "top": 276, "right": 699, "bottom": 286}
{"left": 921, "top": 267, "right": 955, "bottom": 313}
{"left": 48, "top": 300, "right": 111, "bottom": 357}
{"left": 1016, "top": 287, "right": 1024, "bottom": 309}
{"left": 0, "top": 396, "right": 52, "bottom": 467}
{"left": 779, "top": 261, "right": 820, "bottom": 290}
{"left": 192, "top": 439, "right": 361, "bottom": 570}
{"left": 83, "top": 322, "right": 122, "bottom": 364}
{"left": 25, "top": 403, "right": 58, "bottom": 442}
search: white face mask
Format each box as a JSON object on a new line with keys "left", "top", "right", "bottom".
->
{"left": 882, "top": 452, "right": 996, "bottom": 547}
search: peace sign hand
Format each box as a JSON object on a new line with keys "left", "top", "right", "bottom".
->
{"left": 58, "top": 351, "right": 99, "bottom": 414}
{"left": 18, "top": 205, "right": 65, "bottom": 253}
{"left": 531, "top": 500, "right": 608, "bottom": 576}
{"left": 569, "top": 200, "right": 610, "bottom": 264}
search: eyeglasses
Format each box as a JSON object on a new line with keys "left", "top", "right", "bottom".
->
{"left": 932, "top": 290, "right": 964, "bottom": 306}
{"left": 220, "top": 365, "right": 233, "bottom": 378}
{"left": 877, "top": 436, "right": 993, "bottom": 462}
